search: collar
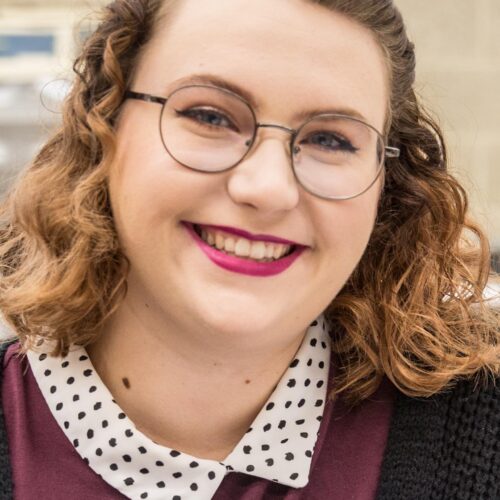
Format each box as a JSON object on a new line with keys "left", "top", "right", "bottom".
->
{"left": 27, "top": 314, "right": 331, "bottom": 500}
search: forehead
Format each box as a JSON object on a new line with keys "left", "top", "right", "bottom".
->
{"left": 134, "top": 0, "right": 389, "bottom": 129}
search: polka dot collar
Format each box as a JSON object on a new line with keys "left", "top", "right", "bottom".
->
{"left": 27, "top": 315, "right": 331, "bottom": 500}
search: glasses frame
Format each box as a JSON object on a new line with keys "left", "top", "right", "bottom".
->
{"left": 125, "top": 85, "right": 400, "bottom": 201}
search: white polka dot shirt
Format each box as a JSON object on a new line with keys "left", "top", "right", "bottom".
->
{"left": 27, "top": 314, "right": 331, "bottom": 500}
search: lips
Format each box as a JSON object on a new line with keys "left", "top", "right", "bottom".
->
{"left": 188, "top": 221, "right": 306, "bottom": 247}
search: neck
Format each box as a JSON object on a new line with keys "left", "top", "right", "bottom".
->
{"left": 86, "top": 296, "right": 307, "bottom": 461}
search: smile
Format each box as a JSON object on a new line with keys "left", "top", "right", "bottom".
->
{"left": 183, "top": 222, "right": 307, "bottom": 277}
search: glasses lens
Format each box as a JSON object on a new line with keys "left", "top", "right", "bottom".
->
{"left": 161, "top": 86, "right": 255, "bottom": 172}
{"left": 293, "top": 115, "right": 384, "bottom": 199}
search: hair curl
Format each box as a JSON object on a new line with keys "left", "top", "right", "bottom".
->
{"left": 0, "top": 0, "right": 498, "bottom": 404}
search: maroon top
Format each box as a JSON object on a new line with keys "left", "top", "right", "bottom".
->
{"left": 2, "top": 342, "right": 395, "bottom": 499}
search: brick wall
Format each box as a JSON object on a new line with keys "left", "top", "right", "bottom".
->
{"left": 395, "top": 0, "right": 500, "bottom": 252}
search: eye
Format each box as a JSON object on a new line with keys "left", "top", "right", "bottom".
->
{"left": 304, "top": 131, "right": 359, "bottom": 153}
{"left": 175, "top": 107, "right": 238, "bottom": 132}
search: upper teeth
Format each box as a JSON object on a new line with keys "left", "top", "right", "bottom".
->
{"left": 199, "top": 226, "right": 292, "bottom": 260}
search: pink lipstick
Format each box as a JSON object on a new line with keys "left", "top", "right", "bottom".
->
{"left": 183, "top": 222, "right": 307, "bottom": 277}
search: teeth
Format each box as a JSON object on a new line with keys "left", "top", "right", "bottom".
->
{"left": 197, "top": 225, "right": 292, "bottom": 261}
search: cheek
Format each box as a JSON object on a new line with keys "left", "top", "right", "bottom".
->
{"left": 319, "top": 189, "right": 380, "bottom": 264}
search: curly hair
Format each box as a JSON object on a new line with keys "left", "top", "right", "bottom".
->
{"left": 0, "top": 0, "right": 498, "bottom": 405}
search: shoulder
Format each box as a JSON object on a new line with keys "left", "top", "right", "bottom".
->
{"left": 377, "top": 376, "right": 500, "bottom": 499}
{"left": 1, "top": 339, "right": 21, "bottom": 372}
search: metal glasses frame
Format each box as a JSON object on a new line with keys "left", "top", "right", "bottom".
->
{"left": 124, "top": 84, "right": 401, "bottom": 201}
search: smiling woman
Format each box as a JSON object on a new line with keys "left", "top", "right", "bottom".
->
{"left": 0, "top": 0, "right": 499, "bottom": 499}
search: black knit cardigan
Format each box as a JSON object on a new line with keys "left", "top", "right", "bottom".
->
{"left": 1, "top": 340, "right": 499, "bottom": 499}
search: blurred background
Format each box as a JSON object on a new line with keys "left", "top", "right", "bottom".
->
{"left": 0, "top": 1, "right": 498, "bottom": 277}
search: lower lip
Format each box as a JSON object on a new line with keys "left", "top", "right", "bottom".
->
{"left": 183, "top": 222, "right": 307, "bottom": 277}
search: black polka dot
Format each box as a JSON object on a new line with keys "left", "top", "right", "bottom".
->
{"left": 39, "top": 354, "right": 47, "bottom": 361}
{"left": 246, "top": 465, "right": 255, "bottom": 472}
{"left": 87, "top": 429, "right": 94, "bottom": 439}
{"left": 94, "top": 402, "right": 102, "bottom": 410}
{"left": 73, "top": 394, "right": 80, "bottom": 402}
{"left": 278, "top": 420, "right": 286, "bottom": 429}
{"left": 83, "top": 457, "right": 89, "bottom": 465}
{"left": 79, "top": 355, "right": 88, "bottom": 361}
{"left": 298, "top": 398, "right": 305, "bottom": 407}
{"left": 280, "top": 438, "right": 289, "bottom": 444}
{"left": 289, "top": 359, "right": 299, "bottom": 368}
{"left": 310, "top": 338, "right": 317, "bottom": 347}
{"left": 56, "top": 402, "right": 63, "bottom": 411}
{"left": 287, "top": 379, "right": 296, "bottom": 388}
{"left": 123, "top": 454, "right": 132, "bottom": 462}
{"left": 140, "top": 493, "right": 148, "bottom": 499}
{"left": 63, "top": 421, "right": 69, "bottom": 429}
{"left": 173, "top": 496, "right": 181, "bottom": 500}
{"left": 262, "top": 444, "right": 270, "bottom": 451}
{"left": 208, "top": 471, "right": 216, "bottom": 480}
{"left": 96, "top": 448, "right": 103, "bottom": 456}
{"left": 263, "top": 423, "right": 271, "bottom": 432}
{"left": 190, "top": 483, "right": 198, "bottom": 491}
{"left": 67, "top": 377, "right": 75, "bottom": 384}
{"left": 305, "top": 450, "right": 312, "bottom": 457}
{"left": 307, "top": 358, "right": 313, "bottom": 366}
{"left": 44, "top": 369, "right": 51, "bottom": 376}
{"left": 321, "top": 341, "right": 327, "bottom": 349}
{"left": 226, "top": 465, "right": 234, "bottom": 471}
{"left": 310, "top": 320, "right": 318, "bottom": 326}
{"left": 265, "top": 458, "right": 274, "bottom": 466}
{"left": 157, "top": 481, "right": 165, "bottom": 488}
{"left": 265, "top": 402, "right": 275, "bottom": 411}
{"left": 319, "top": 361, "right": 325, "bottom": 369}
{"left": 173, "top": 472, "right": 182, "bottom": 478}
{"left": 83, "top": 369, "right": 92, "bottom": 377}
{"left": 300, "top": 432, "right": 309, "bottom": 438}
{"left": 125, "top": 429, "right": 133, "bottom": 437}
{"left": 140, "top": 468, "right": 149, "bottom": 474}
{"left": 89, "top": 386, "right": 97, "bottom": 393}
{"left": 170, "top": 450, "right": 180, "bottom": 457}
{"left": 315, "top": 399, "right": 323, "bottom": 407}
{"left": 317, "top": 415, "right": 323, "bottom": 422}
{"left": 243, "top": 445, "right": 252, "bottom": 454}
{"left": 102, "top": 420, "right": 109, "bottom": 429}
{"left": 189, "top": 461, "right": 199, "bottom": 468}
{"left": 317, "top": 380, "right": 324, "bottom": 388}
{"left": 290, "top": 472, "right": 299, "bottom": 480}
{"left": 118, "top": 412, "right": 126, "bottom": 419}
{"left": 285, "top": 401, "right": 292, "bottom": 408}
{"left": 304, "top": 378, "right": 311, "bottom": 387}
{"left": 124, "top": 477, "right": 134, "bottom": 486}
{"left": 156, "top": 460, "right": 164, "bottom": 467}
{"left": 109, "top": 438, "right": 117, "bottom": 447}
{"left": 285, "top": 452, "right": 295, "bottom": 461}
{"left": 110, "top": 463, "right": 118, "bottom": 471}
{"left": 61, "top": 361, "right": 69, "bottom": 368}
{"left": 73, "top": 439, "right": 79, "bottom": 448}
{"left": 78, "top": 411, "right": 86, "bottom": 420}
{"left": 245, "top": 427, "right": 253, "bottom": 434}
{"left": 296, "top": 419, "right": 305, "bottom": 425}
{"left": 50, "top": 385, "right": 56, "bottom": 394}
{"left": 138, "top": 446, "right": 147, "bottom": 454}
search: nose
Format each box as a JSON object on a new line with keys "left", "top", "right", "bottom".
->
{"left": 226, "top": 125, "right": 300, "bottom": 214}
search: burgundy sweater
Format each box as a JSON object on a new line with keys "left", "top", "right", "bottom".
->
{"left": 2, "top": 341, "right": 395, "bottom": 499}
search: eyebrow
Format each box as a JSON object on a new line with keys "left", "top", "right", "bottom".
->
{"left": 165, "top": 73, "right": 370, "bottom": 124}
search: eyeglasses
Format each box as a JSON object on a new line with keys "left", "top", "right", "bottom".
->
{"left": 125, "top": 84, "right": 400, "bottom": 201}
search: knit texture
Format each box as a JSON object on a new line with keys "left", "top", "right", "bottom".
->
{"left": 0, "top": 340, "right": 15, "bottom": 500}
{"left": 376, "top": 376, "right": 500, "bottom": 499}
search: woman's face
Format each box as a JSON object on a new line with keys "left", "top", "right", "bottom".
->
{"left": 109, "top": 0, "right": 388, "bottom": 343}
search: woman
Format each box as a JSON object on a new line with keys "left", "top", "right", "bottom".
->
{"left": 0, "top": 0, "right": 499, "bottom": 498}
